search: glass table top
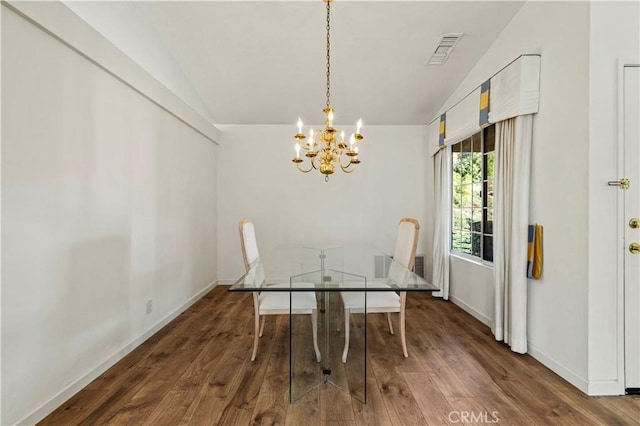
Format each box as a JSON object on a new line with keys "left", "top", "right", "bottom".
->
{"left": 229, "top": 244, "right": 438, "bottom": 292}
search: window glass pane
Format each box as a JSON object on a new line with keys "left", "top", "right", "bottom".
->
{"left": 461, "top": 208, "right": 472, "bottom": 231}
{"left": 483, "top": 207, "right": 493, "bottom": 235}
{"left": 453, "top": 231, "right": 472, "bottom": 253}
{"left": 453, "top": 185, "right": 461, "bottom": 207}
{"left": 471, "top": 233, "right": 481, "bottom": 257}
{"left": 472, "top": 209, "right": 482, "bottom": 232}
{"left": 462, "top": 184, "right": 473, "bottom": 207}
{"left": 451, "top": 230, "right": 458, "bottom": 250}
{"left": 472, "top": 183, "right": 482, "bottom": 207}
{"left": 484, "top": 126, "right": 495, "bottom": 152}
{"left": 471, "top": 152, "right": 481, "bottom": 182}
{"left": 453, "top": 184, "right": 470, "bottom": 207}
{"left": 484, "top": 151, "right": 494, "bottom": 180}
{"left": 452, "top": 152, "right": 460, "bottom": 171}
{"left": 485, "top": 180, "right": 494, "bottom": 209}
{"left": 452, "top": 208, "right": 462, "bottom": 231}
{"left": 483, "top": 235, "right": 494, "bottom": 262}
{"left": 460, "top": 137, "right": 472, "bottom": 153}
{"left": 463, "top": 232, "right": 471, "bottom": 253}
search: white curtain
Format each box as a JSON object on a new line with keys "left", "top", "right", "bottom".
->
{"left": 492, "top": 114, "right": 533, "bottom": 354}
{"left": 432, "top": 147, "right": 451, "bottom": 300}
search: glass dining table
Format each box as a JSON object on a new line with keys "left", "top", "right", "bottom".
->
{"left": 229, "top": 244, "right": 438, "bottom": 404}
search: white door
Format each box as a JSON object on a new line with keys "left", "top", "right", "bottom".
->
{"left": 624, "top": 65, "right": 640, "bottom": 391}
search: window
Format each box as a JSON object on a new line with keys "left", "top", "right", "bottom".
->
{"left": 451, "top": 125, "right": 495, "bottom": 262}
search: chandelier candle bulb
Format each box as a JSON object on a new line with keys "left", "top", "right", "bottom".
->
{"left": 297, "top": 118, "right": 303, "bottom": 134}
{"left": 295, "top": 143, "right": 300, "bottom": 158}
{"left": 356, "top": 119, "right": 362, "bottom": 134}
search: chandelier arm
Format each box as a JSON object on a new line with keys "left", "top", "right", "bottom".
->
{"left": 340, "top": 162, "right": 356, "bottom": 173}
{"left": 337, "top": 153, "right": 355, "bottom": 172}
{"left": 296, "top": 160, "right": 314, "bottom": 173}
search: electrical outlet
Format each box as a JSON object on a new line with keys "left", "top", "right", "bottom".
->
{"left": 146, "top": 299, "right": 153, "bottom": 314}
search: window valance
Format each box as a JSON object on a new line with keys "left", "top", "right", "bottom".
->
{"left": 429, "top": 54, "right": 540, "bottom": 156}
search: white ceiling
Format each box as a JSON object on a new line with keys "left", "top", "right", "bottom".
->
{"left": 65, "top": 1, "right": 525, "bottom": 126}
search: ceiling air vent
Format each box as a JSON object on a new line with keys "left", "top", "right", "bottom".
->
{"left": 426, "top": 33, "right": 463, "bottom": 65}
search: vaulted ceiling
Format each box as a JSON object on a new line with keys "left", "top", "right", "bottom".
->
{"left": 65, "top": 1, "right": 525, "bottom": 126}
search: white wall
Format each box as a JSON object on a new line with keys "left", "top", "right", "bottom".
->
{"left": 217, "top": 125, "right": 430, "bottom": 282}
{"left": 427, "top": 1, "right": 592, "bottom": 391}
{"left": 587, "top": 1, "right": 640, "bottom": 394}
{"left": 1, "top": 4, "right": 218, "bottom": 424}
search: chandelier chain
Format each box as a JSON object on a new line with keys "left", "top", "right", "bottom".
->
{"left": 326, "top": 0, "right": 331, "bottom": 108}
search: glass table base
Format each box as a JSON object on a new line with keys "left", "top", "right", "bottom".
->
{"left": 290, "top": 291, "right": 366, "bottom": 404}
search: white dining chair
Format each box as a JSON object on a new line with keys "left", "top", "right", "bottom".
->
{"left": 239, "top": 219, "right": 321, "bottom": 362}
{"left": 340, "top": 218, "right": 420, "bottom": 362}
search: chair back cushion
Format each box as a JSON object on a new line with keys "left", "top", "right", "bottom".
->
{"left": 393, "top": 218, "right": 420, "bottom": 269}
{"left": 387, "top": 260, "right": 412, "bottom": 288}
{"left": 239, "top": 219, "right": 260, "bottom": 271}
{"left": 245, "top": 261, "right": 266, "bottom": 289}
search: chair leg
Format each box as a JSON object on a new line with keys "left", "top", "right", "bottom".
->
{"left": 342, "top": 308, "right": 350, "bottom": 363}
{"left": 259, "top": 315, "right": 266, "bottom": 337}
{"left": 400, "top": 309, "right": 408, "bottom": 358}
{"left": 387, "top": 312, "right": 394, "bottom": 335}
{"left": 251, "top": 309, "right": 260, "bottom": 362}
{"left": 311, "top": 309, "right": 321, "bottom": 362}
{"left": 336, "top": 298, "right": 342, "bottom": 332}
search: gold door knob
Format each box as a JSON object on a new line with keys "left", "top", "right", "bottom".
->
{"left": 631, "top": 218, "right": 640, "bottom": 229}
{"left": 630, "top": 243, "right": 640, "bottom": 254}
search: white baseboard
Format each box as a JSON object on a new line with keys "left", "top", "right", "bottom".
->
{"left": 449, "top": 295, "right": 492, "bottom": 327}
{"left": 527, "top": 341, "right": 589, "bottom": 394}
{"left": 448, "top": 295, "right": 600, "bottom": 396}
{"left": 587, "top": 379, "right": 625, "bottom": 396}
{"left": 217, "top": 279, "right": 237, "bottom": 285}
{"left": 18, "top": 280, "right": 218, "bottom": 426}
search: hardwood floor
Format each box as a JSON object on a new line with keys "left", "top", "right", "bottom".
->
{"left": 40, "top": 286, "right": 640, "bottom": 425}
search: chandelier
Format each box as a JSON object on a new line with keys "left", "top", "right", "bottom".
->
{"left": 292, "top": 0, "right": 364, "bottom": 182}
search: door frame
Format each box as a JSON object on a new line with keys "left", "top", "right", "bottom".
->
{"left": 618, "top": 60, "right": 640, "bottom": 393}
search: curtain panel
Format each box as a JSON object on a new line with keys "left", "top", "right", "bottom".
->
{"left": 432, "top": 148, "right": 451, "bottom": 300}
{"left": 492, "top": 115, "right": 533, "bottom": 354}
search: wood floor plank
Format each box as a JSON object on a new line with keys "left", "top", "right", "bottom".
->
{"left": 369, "top": 352, "right": 427, "bottom": 425}
{"left": 39, "top": 288, "right": 640, "bottom": 426}
{"left": 285, "top": 388, "right": 321, "bottom": 426}
{"left": 178, "top": 298, "right": 254, "bottom": 425}
{"left": 403, "top": 371, "right": 455, "bottom": 425}
{"left": 142, "top": 295, "right": 249, "bottom": 425}
{"left": 251, "top": 315, "right": 290, "bottom": 425}
{"left": 413, "top": 326, "right": 535, "bottom": 424}
{"left": 319, "top": 384, "right": 355, "bottom": 422}
{"left": 350, "top": 376, "right": 393, "bottom": 426}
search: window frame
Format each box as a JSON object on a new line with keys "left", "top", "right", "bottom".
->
{"left": 450, "top": 125, "right": 495, "bottom": 264}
